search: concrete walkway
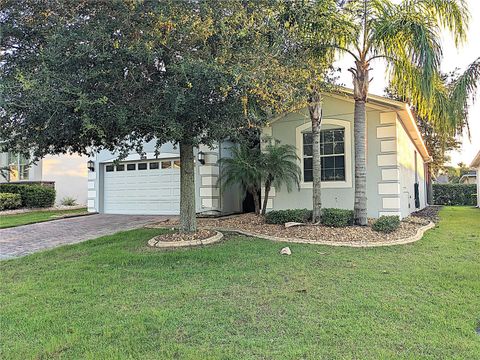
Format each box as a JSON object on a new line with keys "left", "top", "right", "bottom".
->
{"left": 0, "top": 214, "right": 169, "bottom": 260}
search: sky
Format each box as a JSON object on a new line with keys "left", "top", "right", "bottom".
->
{"left": 334, "top": 0, "right": 480, "bottom": 167}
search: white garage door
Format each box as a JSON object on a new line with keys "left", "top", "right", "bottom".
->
{"left": 103, "top": 159, "right": 181, "bottom": 215}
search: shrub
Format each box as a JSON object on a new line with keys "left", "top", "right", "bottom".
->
{"left": 265, "top": 209, "right": 312, "bottom": 224}
{"left": 61, "top": 196, "right": 77, "bottom": 206}
{"left": 433, "top": 183, "right": 477, "bottom": 206}
{"left": 321, "top": 208, "right": 354, "bottom": 227}
{"left": 0, "top": 193, "right": 22, "bottom": 210}
{"left": 372, "top": 215, "right": 401, "bottom": 233}
{"left": 0, "top": 184, "right": 55, "bottom": 208}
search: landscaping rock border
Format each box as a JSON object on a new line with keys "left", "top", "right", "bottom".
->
{"left": 147, "top": 231, "right": 224, "bottom": 248}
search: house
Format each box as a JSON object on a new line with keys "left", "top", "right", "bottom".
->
{"left": 0, "top": 152, "right": 88, "bottom": 205}
{"left": 87, "top": 91, "right": 431, "bottom": 219}
{"left": 470, "top": 151, "right": 480, "bottom": 207}
{"left": 459, "top": 170, "right": 477, "bottom": 184}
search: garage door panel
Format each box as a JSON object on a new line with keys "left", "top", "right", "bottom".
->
{"left": 103, "top": 161, "right": 180, "bottom": 215}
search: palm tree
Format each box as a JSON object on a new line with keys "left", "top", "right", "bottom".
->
{"left": 218, "top": 145, "right": 263, "bottom": 215}
{"left": 261, "top": 139, "right": 301, "bottom": 215}
{"left": 322, "top": 0, "right": 469, "bottom": 225}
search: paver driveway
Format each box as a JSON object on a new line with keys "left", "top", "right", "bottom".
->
{"left": 0, "top": 214, "right": 170, "bottom": 260}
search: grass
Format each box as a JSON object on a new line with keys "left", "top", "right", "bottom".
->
{"left": 0, "top": 208, "right": 88, "bottom": 229}
{"left": 0, "top": 206, "right": 479, "bottom": 359}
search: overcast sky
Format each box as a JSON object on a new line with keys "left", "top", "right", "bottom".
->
{"left": 334, "top": 0, "right": 480, "bottom": 167}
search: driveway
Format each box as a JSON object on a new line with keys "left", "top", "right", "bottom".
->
{"left": 0, "top": 214, "right": 170, "bottom": 260}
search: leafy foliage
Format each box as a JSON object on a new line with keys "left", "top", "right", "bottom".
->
{"left": 433, "top": 183, "right": 477, "bottom": 206}
{"left": 0, "top": 184, "right": 55, "bottom": 208}
{"left": 60, "top": 197, "right": 77, "bottom": 207}
{"left": 265, "top": 209, "right": 312, "bottom": 224}
{"left": 321, "top": 208, "right": 354, "bottom": 227}
{"left": 0, "top": 193, "right": 22, "bottom": 211}
{"left": 372, "top": 216, "right": 401, "bottom": 233}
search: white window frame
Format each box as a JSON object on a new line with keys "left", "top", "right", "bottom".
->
{"left": 295, "top": 119, "right": 352, "bottom": 189}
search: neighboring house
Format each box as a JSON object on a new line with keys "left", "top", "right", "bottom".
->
{"left": 459, "top": 170, "right": 477, "bottom": 184}
{"left": 87, "top": 90, "right": 431, "bottom": 219}
{"left": 434, "top": 173, "right": 449, "bottom": 184}
{"left": 470, "top": 151, "right": 480, "bottom": 207}
{"left": 0, "top": 152, "right": 88, "bottom": 205}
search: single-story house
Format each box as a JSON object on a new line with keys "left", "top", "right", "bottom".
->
{"left": 87, "top": 91, "right": 432, "bottom": 219}
{"left": 0, "top": 152, "right": 88, "bottom": 205}
{"left": 470, "top": 151, "right": 480, "bottom": 207}
{"left": 459, "top": 170, "right": 477, "bottom": 184}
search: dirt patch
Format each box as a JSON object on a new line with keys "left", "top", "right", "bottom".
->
{"left": 150, "top": 213, "right": 431, "bottom": 244}
{"left": 153, "top": 229, "right": 216, "bottom": 243}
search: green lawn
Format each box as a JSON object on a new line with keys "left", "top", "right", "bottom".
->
{"left": 0, "top": 208, "right": 88, "bottom": 229}
{"left": 1, "top": 207, "right": 479, "bottom": 359}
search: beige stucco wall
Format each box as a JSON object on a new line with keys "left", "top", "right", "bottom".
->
{"left": 263, "top": 94, "right": 427, "bottom": 219}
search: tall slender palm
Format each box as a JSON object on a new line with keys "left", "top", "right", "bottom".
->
{"left": 325, "top": 0, "right": 469, "bottom": 225}
{"left": 218, "top": 145, "right": 263, "bottom": 215}
{"left": 261, "top": 139, "right": 301, "bottom": 215}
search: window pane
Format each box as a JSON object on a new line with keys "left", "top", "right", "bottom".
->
{"left": 303, "top": 144, "right": 313, "bottom": 157}
{"left": 334, "top": 142, "right": 344, "bottom": 154}
{"left": 173, "top": 160, "right": 181, "bottom": 169}
{"left": 150, "top": 162, "right": 159, "bottom": 169}
{"left": 323, "top": 143, "right": 333, "bottom": 155}
{"left": 303, "top": 132, "right": 313, "bottom": 145}
{"left": 138, "top": 163, "right": 147, "bottom": 170}
{"left": 323, "top": 156, "right": 334, "bottom": 169}
{"left": 116, "top": 164, "right": 125, "bottom": 171}
{"left": 335, "top": 168, "right": 345, "bottom": 181}
{"left": 161, "top": 161, "right": 172, "bottom": 169}
{"left": 304, "top": 169, "right": 313, "bottom": 182}
{"left": 334, "top": 156, "right": 344, "bottom": 168}
{"left": 334, "top": 130, "right": 344, "bottom": 142}
{"left": 106, "top": 165, "right": 114, "bottom": 172}
{"left": 323, "top": 130, "right": 334, "bottom": 143}
{"left": 323, "top": 168, "right": 335, "bottom": 181}
{"left": 127, "top": 164, "right": 136, "bottom": 171}
{"left": 303, "top": 158, "right": 312, "bottom": 170}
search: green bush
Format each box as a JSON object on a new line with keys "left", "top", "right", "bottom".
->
{"left": 0, "top": 193, "right": 22, "bottom": 210}
{"left": 372, "top": 215, "right": 401, "bottom": 233}
{"left": 433, "top": 183, "right": 477, "bottom": 206}
{"left": 321, "top": 208, "right": 354, "bottom": 227}
{"left": 0, "top": 184, "right": 56, "bottom": 208}
{"left": 265, "top": 209, "right": 312, "bottom": 224}
{"left": 61, "top": 196, "right": 77, "bottom": 206}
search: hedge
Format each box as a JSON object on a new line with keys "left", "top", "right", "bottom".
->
{"left": 321, "top": 208, "right": 354, "bottom": 227}
{"left": 0, "top": 184, "right": 56, "bottom": 208}
{"left": 433, "top": 183, "right": 477, "bottom": 206}
{"left": 265, "top": 209, "right": 312, "bottom": 224}
{"left": 372, "top": 215, "right": 401, "bottom": 233}
{"left": 0, "top": 193, "right": 22, "bottom": 210}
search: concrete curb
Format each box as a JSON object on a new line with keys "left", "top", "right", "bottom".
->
{"left": 148, "top": 231, "right": 224, "bottom": 248}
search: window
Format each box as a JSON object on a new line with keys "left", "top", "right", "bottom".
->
{"left": 150, "top": 162, "right": 159, "bottom": 169}
{"left": 303, "top": 129, "right": 345, "bottom": 182}
{"left": 116, "top": 164, "right": 125, "bottom": 171}
{"left": 7, "top": 153, "right": 29, "bottom": 181}
{"left": 161, "top": 161, "right": 171, "bottom": 169}
{"left": 105, "top": 165, "right": 114, "bottom": 172}
{"left": 127, "top": 163, "right": 136, "bottom": 171}
{"left": 138, "top": 163, "right": 147, "bottom": 170}
{"left": 173, "top": 160, "right": 181, "bottom": 169}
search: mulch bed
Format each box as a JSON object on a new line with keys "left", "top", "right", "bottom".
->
{"left": 153, "top": 229, "right": 216, "bottom": 243}
{"left": 411, "top": 205, "right": 442, "bottom": 223}
{"left": 151, "top": 213, "right": 431, "bottom": 244}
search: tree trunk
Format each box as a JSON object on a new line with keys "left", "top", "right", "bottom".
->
{"left": 179, "top": 142, "right": 197, "bottom": 232}
{"left": 352, "top": 60, "right": 369, "bottom": 226}
{"left": 251, "top": 187, "right": 261, "bottom": 215}
{"left": 261, "top": 176, "right": 272, "bottom": 215}
{"left": 308, "top": 90, "right": 322, "bottom": 223}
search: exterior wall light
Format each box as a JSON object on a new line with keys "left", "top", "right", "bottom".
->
{"left": 87, "top": 160, "right": 95, "bottom": 172}
{"left": 198, "top": 151, "right": 205, "bottom": 165}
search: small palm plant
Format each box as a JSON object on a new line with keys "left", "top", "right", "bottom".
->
{"left": 260, "top": 138, "right": 301, "bottom": 215}
{"left": 218, "top": 145, "right": 263, "bottom": 215}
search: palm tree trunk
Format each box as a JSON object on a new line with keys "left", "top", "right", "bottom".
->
{"left": 261, "top": 176, "right": 272, "bottom": 215}
{"left": 179, "top": 142, "right": 197, "bottom": 232}
{"left": 352, "top": 60, "right": 369, "bottom": 225}
{"left": 251, "top": 187, "right": 261, "bottom": 215}
{"left": 308, "top": 89, "right": 322, "bottom": 223}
